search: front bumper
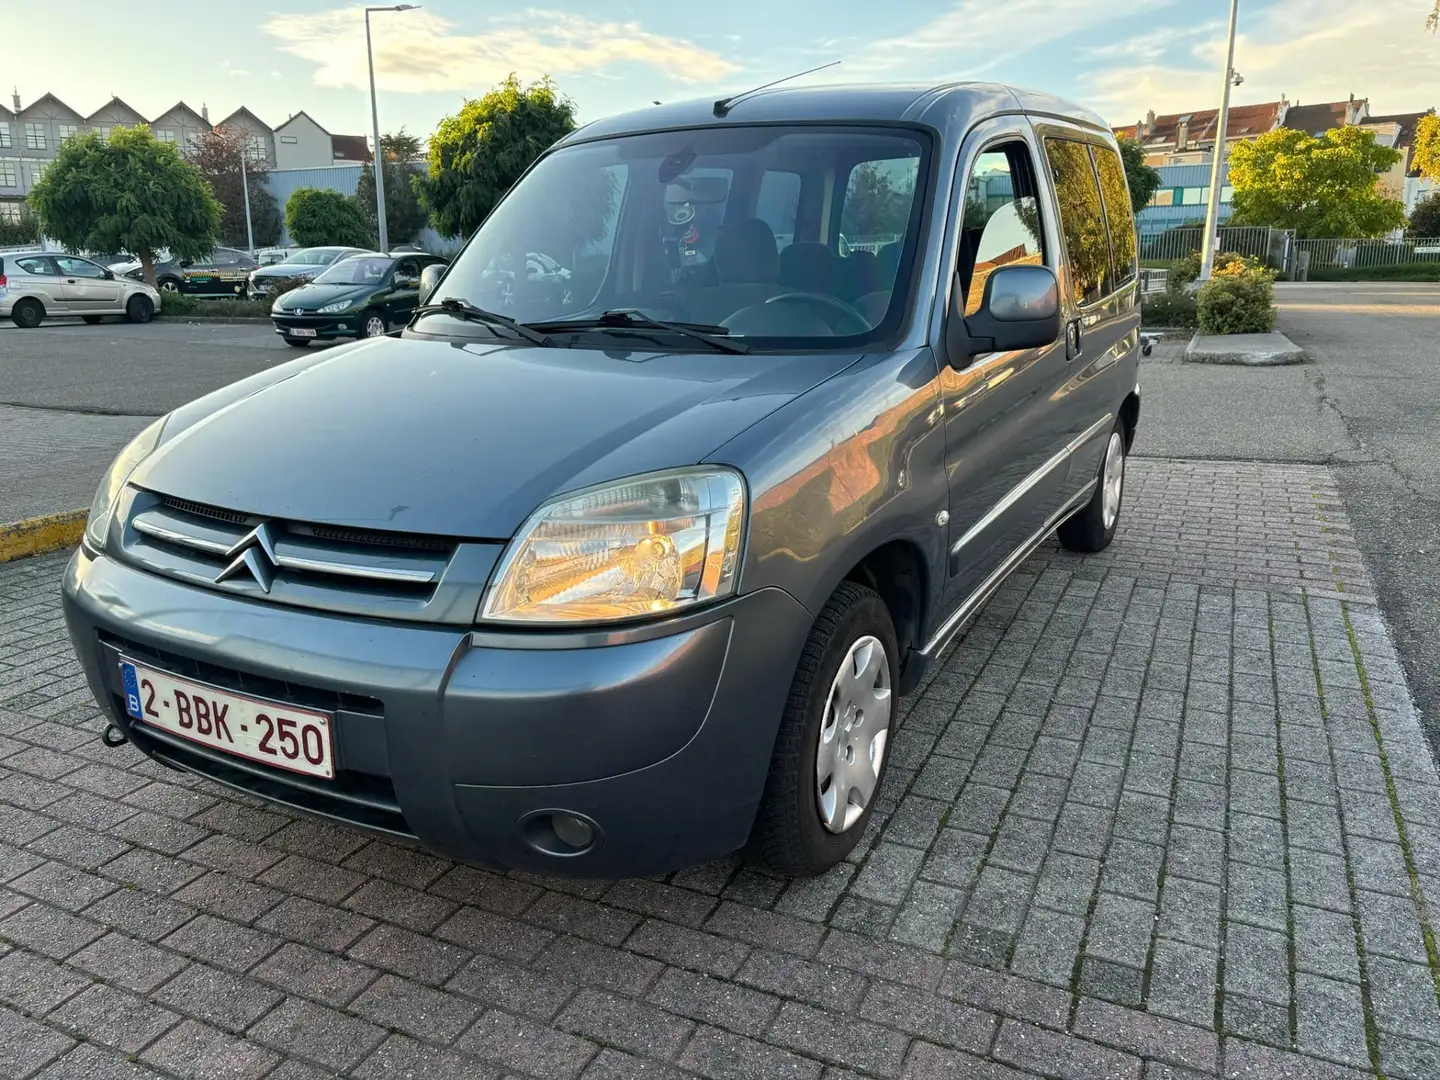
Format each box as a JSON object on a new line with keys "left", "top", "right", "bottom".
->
{"left": 62, "top": 547, "right": 811, "bottom": 877}
{"left": 271, "top": 314, "right": 360, "bottom": 340}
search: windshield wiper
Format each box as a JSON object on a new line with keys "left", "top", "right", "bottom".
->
{"left": 532, "top": 309, "right": 750, "bottom": 354}
{"left": 411, "top": 297, "right": 553, "bottom": 346}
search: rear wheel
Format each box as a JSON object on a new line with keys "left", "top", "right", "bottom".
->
{"left": 158, "top": 278, "right": 181, "bottom": 294}
{"left": 749, "top": 581, "right": 898, "bottom": 876}
{"left": 1058, "top": 421, "right": 1126, "bottom": 553}
{"left": 11, "top": 298, "right": 43, "bottom": 328}
{"left": 359, "top": 310, "right": 387, "bottom": 339}
{"left": 81, "top": 314, "right": 104, "bottom": 324}
{"left": 126, "top": 295, "right": 154, "bottom": 324}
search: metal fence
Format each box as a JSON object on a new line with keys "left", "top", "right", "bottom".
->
{"left": 1139, "top": 268, "right": 1170, "bottom": 295}
{"left": 1139, "top": 225, "right": 1276, "bottom": 265}
{"left": 1291, "top": 236, "right": 1440, "bottom": 271}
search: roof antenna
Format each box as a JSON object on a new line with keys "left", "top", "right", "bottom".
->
{"left": 713, "top": 60, "right": 840, "bottom": 118}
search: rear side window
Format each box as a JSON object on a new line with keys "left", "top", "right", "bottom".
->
{"left": 15, "top": 256, "right": 55, "bottom": 275}
{"left": 1043, "top": 138, "right": 1111, "bottom": 306}
{"left": 1091, "top": 145, "right": 1138, "bottom": 286}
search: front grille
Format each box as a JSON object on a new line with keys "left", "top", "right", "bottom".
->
{"left": 160, "top": 495, "right": 250, "bottom": 527}
{"left": 102, "top": 633, "right": 410, "bottom": 837}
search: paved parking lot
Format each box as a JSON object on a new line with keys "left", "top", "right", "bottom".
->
{"left": 4, "top": 456, "right": 1439, "bottom": 1079}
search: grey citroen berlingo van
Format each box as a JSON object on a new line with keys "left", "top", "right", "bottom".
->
{"left": 63, "top": 81, "right": 1140, "bottom": 877}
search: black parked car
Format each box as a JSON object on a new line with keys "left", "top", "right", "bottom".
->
{"left": 113, "top": 247, "right": 259, "bottom": 297}
{"left": 270, "top": 253, "right": 448, "bottom": 345}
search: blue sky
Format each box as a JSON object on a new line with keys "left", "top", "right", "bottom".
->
{"left": 2, "top": 0, "right": 1432, "bottom": 140}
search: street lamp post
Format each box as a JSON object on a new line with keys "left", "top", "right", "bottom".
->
{"left": 1199, "top": 0, "right": 1241, "bottom": 281}
{"left": 239, "top": 147, "right": 255, "bottom": 258}
{"left": 365, "top": 4, "right": 419, "bottom": 255}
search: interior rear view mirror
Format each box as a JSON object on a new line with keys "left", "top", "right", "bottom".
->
{"left": 950, "top": 264, "right": 1061, "bottom": 361}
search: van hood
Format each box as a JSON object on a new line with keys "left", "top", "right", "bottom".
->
{"left": 132, "top": 335, "right": 859, "bottom": 539}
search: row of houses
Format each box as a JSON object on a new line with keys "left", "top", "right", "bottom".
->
{"left": 0, "top": 89, "right": 371, "bottom": 222}
{"left": 1114, "top": 94, "right": 1437, "bottom": 236}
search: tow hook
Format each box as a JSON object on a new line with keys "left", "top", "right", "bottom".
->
{"left": 101, "top": 723, "right": 129, "bottom": 748}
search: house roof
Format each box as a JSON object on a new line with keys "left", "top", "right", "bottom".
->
{"left": 1365, "top": 109, "right": 1433, "bottom": 153}
{"left": 330, "top": 134, "right": 371, "bottom": 162}
{"left": 84, "top": 96, "right": 148, "bottom": 123}
{"left": 151, "top": 101, "right": 210, "bottom": 127}
{"left": 1138, "top": 100, "right": 1286, "bottom": 148}
{"left": 275, "top": 110, "right": 330, "bottom": 135}
{"left": 215, "top": 106, "right": 272, "bottom": 133}
{"left": 1112, "top": 123, "right": 1140, "bottom": 142}
{"left": 1282, "top": 99, "right": 1364, "bottom": 136}
{"left": 16, "top": 92, "right": 83, "bottom": 118}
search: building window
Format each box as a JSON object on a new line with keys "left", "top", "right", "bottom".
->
{"left": 57, "top": 123, "right": 79, "bottom": 142}
{"left": 0, "top": 161, "right": 17, "bottom": 187}
{"left": 0, "top": 124, "right": 10, "bottom": 148}
{"left": 97, "top": 126, "right": 112, "bottom": 143}
{"left": 154, "top": 128, "right": 176, "bottom": 144}
{"left": 24, "top": 122, "right": 46, "bottom": 150}
{"left": 279, "top": 135, "right": 298, "bottom": 144}
{"left": 247, "top": 134, "right": 266, "bottom": 161}
{"left": 1221, "top": 185, "right": 1234, "bottom": 203}
{"left": 0, "top": 202, "right": 23, "bottom": 223}
{"left": 1149, "top": 189, "right": 1176, "bottom": 207}
{"left": 1181, "top": 186, "right": 1209, "bottom": 206}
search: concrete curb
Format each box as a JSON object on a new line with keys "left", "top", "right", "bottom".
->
{"left": 1183, "top": 331, "right": 1306, "bottom": 365}
{"left": 0, "top": 509, "right": 87, "bottom": 563}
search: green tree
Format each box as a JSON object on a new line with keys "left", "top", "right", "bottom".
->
{"left": 416, "top": 74, "right": 578, "bottom": 238}
{"left": 187, "top": 128, "right": 283, "bottom": 249}
{"left": 28, "top": 125, "right": 220, "bottom": 286}
{"left": 1409, "top": 192, "right": 1440, "bottom": 237}
{"left": 1414, "top": 113, "right": 1440, "bottom": 183}
{"left": 1227, "top": 126, "right": 1407, "bottom": 238}
{"left": 0, "top": 205, "right": 41, "bottom": 246}
{"left": 1117, "top": 136, "right": 1163, "bottom": 212}
{"left": 284, "top": 188, "right": 374, "bottom": 247}
{"left": 357, "top": 129, "right": 430, "bottom": 246}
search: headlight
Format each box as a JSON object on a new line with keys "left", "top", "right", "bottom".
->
{"left": 85, "top": 417, "right": 167, "bottom": 550}
{"left": 319, "top": 299, "right": 353, "bottom": 314}
{"left": 482, "top": 467, "right": 746, "bottom": 624}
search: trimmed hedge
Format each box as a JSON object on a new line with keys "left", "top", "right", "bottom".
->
{"left": 1196, "top": 258, "right": 1277, "bottom": 335}
{"left": 1307, "top": 262, "right": 1440, "bottom": 282}
{"left": 1141, "top": 290, "right": 1197, "bottom": 328}
{"left": 158, "top": 294, "right": 273, "bottom": 319}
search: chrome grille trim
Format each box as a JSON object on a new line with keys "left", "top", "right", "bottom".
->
{"left": 275, "top": 553, "right": 437, "bottom": 585}
{"left": 133, "top": 517, "right": 232, "bottom": 555}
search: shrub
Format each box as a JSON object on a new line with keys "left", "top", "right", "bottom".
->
{"left": 1196, "top": 258, "right": 1276, "bottom": 334}
{"left": 1169, "top": 250, "right": 1259, "bottom": 288}
{"left": 1309, "top": 262, "right": 1440, "bottom": 282}
{"left": 158, "top": 293, "right": 273, "bottom": 319}
{"left": 1408, "top": 192, "right": 1440, "bottom": 238}
{"left": 284, "top": 188, "right": 374, "bottom": 248}
{"left": 1141, "top": 290, "right": 1197, "bottom": 328}
{"left": 259, "top": 276, "right": 309, "bottom": 301}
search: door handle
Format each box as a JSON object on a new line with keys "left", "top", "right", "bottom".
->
{"left": 1065, "top": 318, "right": 1082, "bottom": 361}
{"left": 66, "top": 278, "right": 77, "bottom": 284}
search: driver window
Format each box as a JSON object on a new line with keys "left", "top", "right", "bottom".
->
{"left": 394, "top": 259, "right": 420, "bottom": 287}
{"left": 960, "top": 144, "right": 1046, "bottom": 315}
{"left": 56, "top": 257, "right": 106, "bottom": 279}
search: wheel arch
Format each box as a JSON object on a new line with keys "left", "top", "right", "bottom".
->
{"left": 1119, "top": 390, "right": 1140, "bottom": 451}
{"left": 838, "top": 539, "right": 928, "bottom": 692}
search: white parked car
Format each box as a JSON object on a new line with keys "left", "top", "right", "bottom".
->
{"left": 0, "top": 252, "right": 162, "bottom": 328}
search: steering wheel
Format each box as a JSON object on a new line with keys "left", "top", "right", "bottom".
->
{"left": 764, "top": 292, "right": 872, "bottom": 335}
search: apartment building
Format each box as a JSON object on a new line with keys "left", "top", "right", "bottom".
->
{"left": 0, "top": 90, "right": 370, "bottom": 223}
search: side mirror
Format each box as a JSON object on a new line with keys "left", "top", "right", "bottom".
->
{"left": 103, "top": 269, "right": 114, "bottom": 280}
{"left": 418, "top": 263, "right": 445, "bottom": 306}
{"left": 947, "top": 264, "right": 1061, "bottom": 364}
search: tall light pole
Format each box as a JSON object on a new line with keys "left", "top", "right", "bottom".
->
{"left": 239, "top": 147, "right": 255, "bottom": 258}
{"left": 365, "top": 4, "right": 419, "bottom": 255}
{"left": 1199, "top": 0, "right": 1241, "bottom": 281}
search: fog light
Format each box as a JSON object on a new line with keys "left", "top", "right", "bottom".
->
{"left": 552, "top": 813, "right": 593, "bottom": 849}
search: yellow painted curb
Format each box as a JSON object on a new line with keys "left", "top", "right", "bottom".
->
{"left": 0, "top": 509, "right": 88, "bottom": 564}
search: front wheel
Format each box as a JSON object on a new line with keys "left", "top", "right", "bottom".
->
{"left": 1058, "top": 421, "right": 1126, "bottom": 553}
{"left": 126, "top": 296, "right": 154, "bottom": 324}
{"left": 749, "top": 581, "right": 898, "bottom": 876}
{"left": 359, "top": 310, "right": 387, "bottom": 339}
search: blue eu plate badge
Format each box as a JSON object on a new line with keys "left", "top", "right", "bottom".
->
{"left": 120, "top": 662, "right": 143, "bottom": 720}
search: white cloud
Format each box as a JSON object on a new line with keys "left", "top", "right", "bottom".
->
{"left": 228, "top": 68, "right": 251, "bottom": 78}
{"left": 1084, "top": 0, "right": 1438, "bottom": 124}
{"left": 262, "top": 6, "right": 739, "bottom": 93}
{"left": 846, "top": 0, "right": 1177, "bottom": 78}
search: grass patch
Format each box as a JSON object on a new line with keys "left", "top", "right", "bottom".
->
{"left": 1307, "top": 263, "right": 1440, "bottom": 283}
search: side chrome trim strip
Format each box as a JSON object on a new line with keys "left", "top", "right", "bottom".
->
{"left": 919, "top": 478, "right": 1097, "bottom": 659}
{"left": 949, "top": 413, "right": 1113, "bottom": 559}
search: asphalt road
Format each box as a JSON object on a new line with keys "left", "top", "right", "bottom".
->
{"left": 0, "top": 318, "right": 313, "bottom": 415}
{"left": 1137, "top": 281, "right": 1440, "bottom": 750}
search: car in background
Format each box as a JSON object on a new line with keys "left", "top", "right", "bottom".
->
{"left": 112, "top": 247, "right": 259, "bottom": 297}
{"left": 1, "top": 252, "right": 161, "bottom": 327}
{"left": 270, "top": 252, "right": 447, "bottom": 346}
{"left": 247, "top": 246, "right": 376, "bottom": 300}
{"left": 256, "top": 247, "right": 298, "bottom": 267}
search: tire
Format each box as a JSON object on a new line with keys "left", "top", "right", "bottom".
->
{"left": 1058, "top": 420, "right": 1127, "bottom": 553}
{"left": 158, "top": 278, "right": 181, "bottom": 294}
{"left": 81, "top": 314, "right": 104, "bottom": 324}
{"left": 359, "top": 310, "right": 387, "bottom": 339}
{"left": 11, "top": 298, "right": 43, "bottom": 328}
{"left": 282, "top": 336, "right": 310, "bottom": 348}
{"left": 126, "top": 295, "right": 154, "bottom": 324}
{"left": 749, "top": 580, "right": 899, "bottom": 877}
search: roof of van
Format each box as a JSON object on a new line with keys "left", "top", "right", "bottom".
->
{"left": 559, "top": 82, "right": 1112, "bottom": 146}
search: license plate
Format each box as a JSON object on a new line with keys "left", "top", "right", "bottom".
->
{"left": 289, "top": 327, "right": 317, "bottom": 338}
{"left": 119, "top": 658, "right": 335, "bottom": 779}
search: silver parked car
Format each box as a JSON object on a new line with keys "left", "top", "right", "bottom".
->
{"left": 64, "top": 81, "right": 1140, "bottom": 879}
{"left": 0, "top": 252, "right": 162, "bottom": 327}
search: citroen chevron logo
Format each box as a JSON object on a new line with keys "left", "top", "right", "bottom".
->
{"left": 214, "top": 522, "right": 279, "bottom": 593}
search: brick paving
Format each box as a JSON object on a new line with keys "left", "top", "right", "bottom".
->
{"left": 2, "top": 458, "right": 1438, "bottom": 1079}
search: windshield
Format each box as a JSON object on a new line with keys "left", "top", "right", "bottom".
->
{"left": 314, "top": 256, "right": 394, "bottom": 285}
{"left": 290, "top": 248, "right": 341, "bottom": 266}
{"left": 426, "top": 125, "right": 929, "bottom": 347}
